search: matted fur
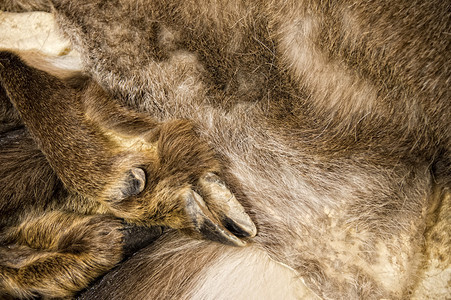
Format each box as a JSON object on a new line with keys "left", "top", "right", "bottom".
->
{"left": 48, "top": 0, "right": 449, "bottom": 298}
{"left": 0, "top": 50, "right": 255, "bottom": 297}
{"left": 0, "top": 0, "right": 450, "bottom": 298}
{"left": 0, "top": 0, "right": 50, "bottom": 12}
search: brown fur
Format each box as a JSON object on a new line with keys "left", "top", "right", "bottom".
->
{"left": 0, "top": 85, "right": 22, "bottom": 133}
{"left": 1, "top": 0, "right": 450, "bottom": 298}
{"left": 52, "top": 0, "right": 448, "bottom": 298}
{"left": 0, "top": 124, "right": 123, "bottom": 298}
{"left": 0, "top": 50, "right": 252, "bottom": 227}
{"left": 0, "top": 49, "right": 255, "bottom": 297}
{"left": 0, "top": 0, "right": 50, "bottom": 12}
{"left": 0, "top": 128, "right": 162, "bottom": 298}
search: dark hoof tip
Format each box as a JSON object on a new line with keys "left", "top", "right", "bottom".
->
{"left": 185, "top": 191, "right": 246, "bottom": 247}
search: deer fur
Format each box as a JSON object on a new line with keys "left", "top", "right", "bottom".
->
{"left": 0, "top": 0, "right": 450, "bottom": 298}
{"left": 0, "top": 47, "right": 260, "bottom": 297}
{"left": 0, "top": 0, "right": 50, "bottom": 12}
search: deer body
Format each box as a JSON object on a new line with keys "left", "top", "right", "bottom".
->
{"left": 0, "top": 0, "right": 449, "bottom": 298}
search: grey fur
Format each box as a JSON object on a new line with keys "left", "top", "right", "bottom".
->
{"left": 51, "top": 0, "right": 448, "bottom": 298}
{"left": 2, "top": 0, "right": 450, "bottom": 298}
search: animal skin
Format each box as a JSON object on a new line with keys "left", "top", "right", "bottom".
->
{"left": 1, "top": 0, "right": 451, "bottom": 299}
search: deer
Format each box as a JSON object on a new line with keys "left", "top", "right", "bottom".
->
{"left": 0, "top": 0, "right": 449, "bottom": 298}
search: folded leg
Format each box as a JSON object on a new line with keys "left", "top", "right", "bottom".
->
{"left": 0, "top": 211, "right": 125, "bottom": 298}
{"left": 0, "top": 51, "right": 256, "bottom": 246}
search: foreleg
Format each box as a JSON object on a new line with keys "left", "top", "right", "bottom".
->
{"left": 0, "top": 211, "right": 161, "bottom": 298}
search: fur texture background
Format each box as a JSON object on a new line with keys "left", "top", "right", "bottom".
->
{"left": 0, "top": 1, "right": 450, "bottom": 299}
{"left": 50, "top": 1, "right": 449, "bottom": 298}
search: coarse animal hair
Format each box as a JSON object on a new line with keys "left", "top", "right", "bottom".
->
{"left": 1, "top": 0, "right": 450, "bottom": 298}
{"left": 0, "top": 48, "right": 258, "bottom": 297}
{"left": 0, "top": 0, "right": 50, "bottom": 12}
